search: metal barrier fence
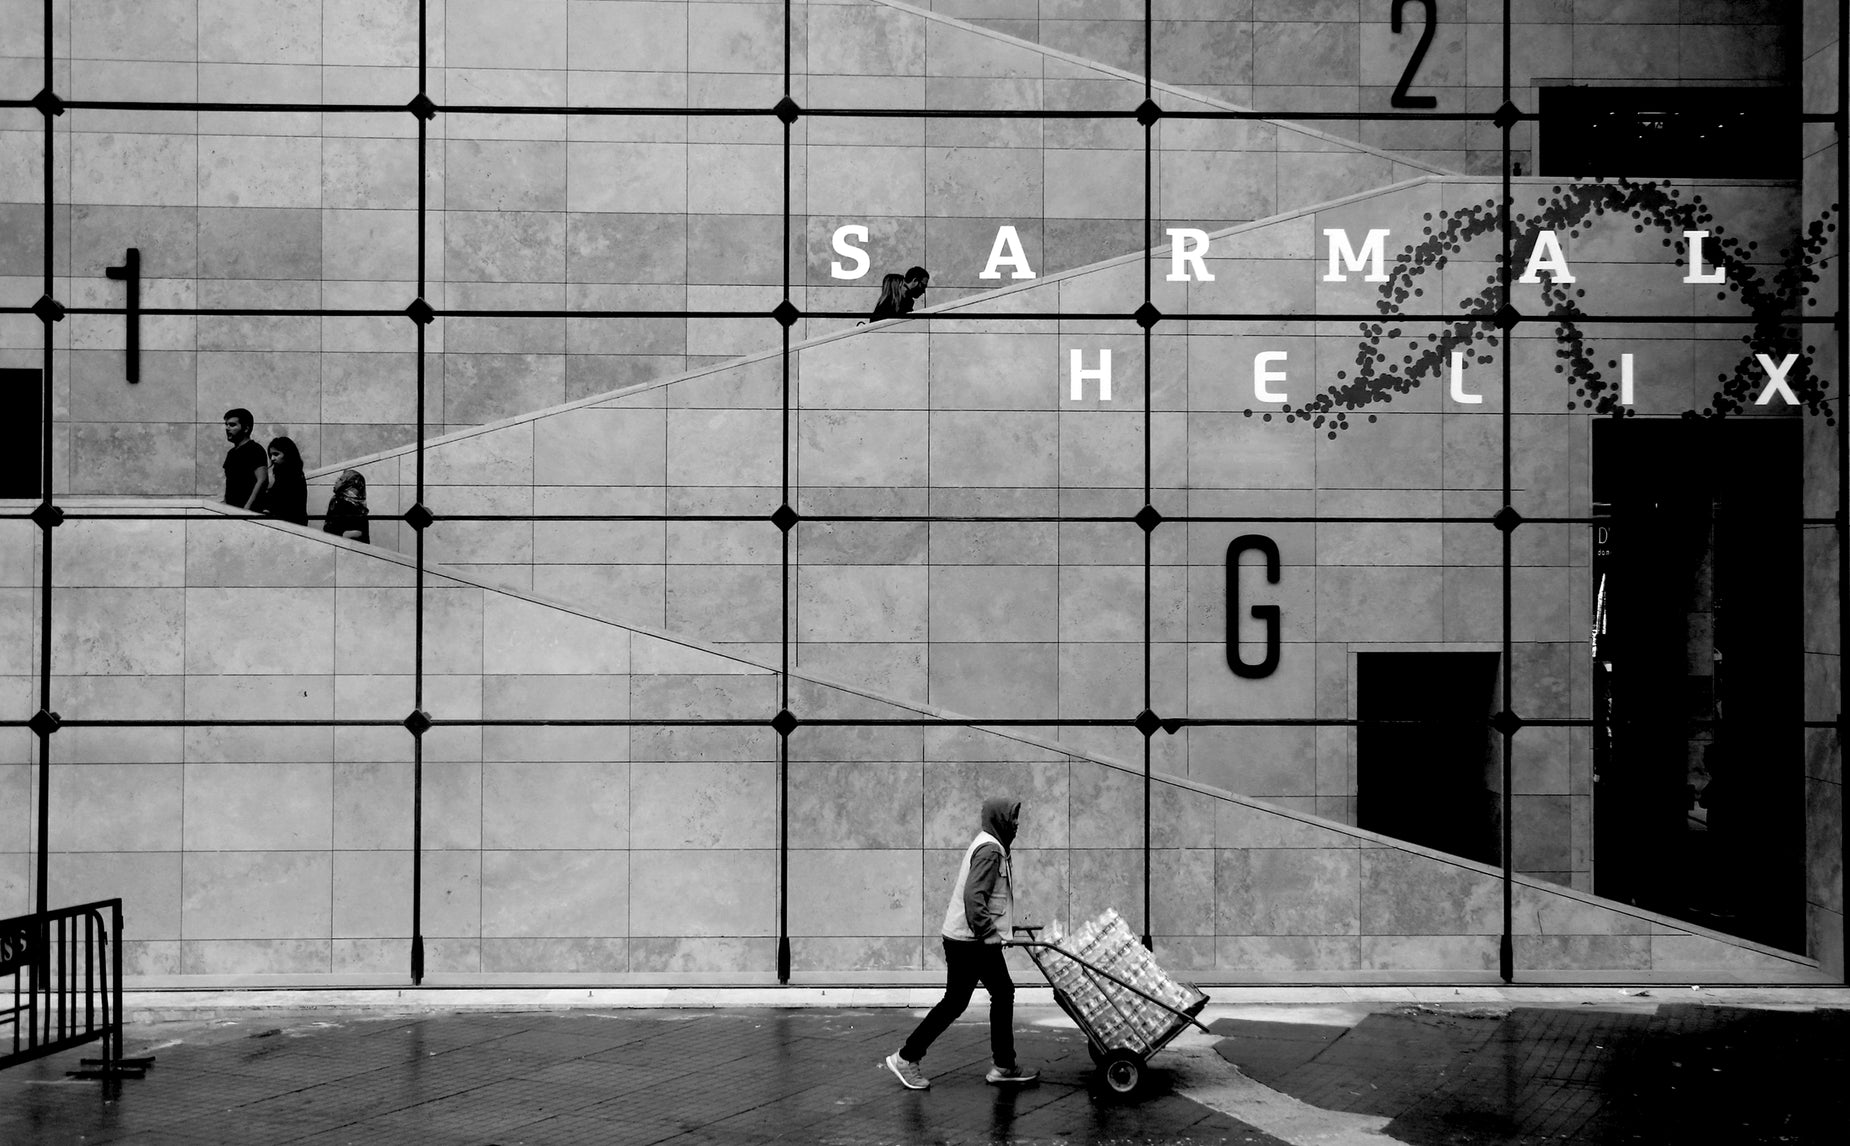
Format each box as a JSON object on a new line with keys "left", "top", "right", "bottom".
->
{"left": 0, "top": 899, "right": 150, "bottom": 1079}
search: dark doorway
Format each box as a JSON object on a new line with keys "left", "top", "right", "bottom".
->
{"left": 1591, "top": 417, "right": 1802, "bottom": 952}
{"left": 0, "top": 369, "right": 41, "bottom": 499}
{"left": 1357, "top": 651, "right": 1502, "bottom": 866}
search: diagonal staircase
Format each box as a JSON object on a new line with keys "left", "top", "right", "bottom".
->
{"left": 265, "top": 2, "right": 1830, "bottom": 984}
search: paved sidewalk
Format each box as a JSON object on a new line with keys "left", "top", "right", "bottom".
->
{"left": 1212, "top": 1002, "right": 1850, "bottom": 1146}
{"left": 2, "top": 990, "right": 1846, "bottom": 1145}
{"left": 2, "top": 1008, "right": 1262, "bottom": 1146}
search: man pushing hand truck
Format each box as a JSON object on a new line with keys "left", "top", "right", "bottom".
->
{"left": 885, "top": 796, "right": 1208, "bottom": 1096}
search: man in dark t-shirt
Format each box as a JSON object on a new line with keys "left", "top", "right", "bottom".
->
{"left": 222, "top": 407, "right": 268, "bottom": 510}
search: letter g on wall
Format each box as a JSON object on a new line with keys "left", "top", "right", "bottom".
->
{"left": 1225, "top": 535, "right": 1281, "bottom": 679}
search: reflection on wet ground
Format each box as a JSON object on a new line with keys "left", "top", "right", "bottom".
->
{"left": 0, "top": 1008, "right": 1271, "bottom": 1145}
{"left": 2, "top": 1003, "right": 1845, "bottom": 1144}
{"left": 1215, "top": 1003, "right": 1850, "bottom": 1145}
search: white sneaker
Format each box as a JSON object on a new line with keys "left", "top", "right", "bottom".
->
{"left": 985, "top": 1064, "right": 1039, "bottom": 1084}
{"left": 886, "top": 1050, "right": 930, "bottom": 1089}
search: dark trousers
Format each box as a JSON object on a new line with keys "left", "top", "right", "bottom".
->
{"left": 900, "top": 938, "right": 1015, "bottom": 1068}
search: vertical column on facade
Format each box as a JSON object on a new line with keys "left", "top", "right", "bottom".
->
{"left": 775, "top": 0, "right": 796, "bottom": 986}
{"left": 30, "top": 0, "right": 62, "bottom": 1017}
{"left": 1836, "top": 0, "right": 1848, "bottom": 975}
{"left": 1496, "top": 0, "right": 1517, "bottom": 984}
{"left": 406, "top": 0, "right": 434, "bottom": 986}
{"left": 1139, "top": 1, "right": 1156, "bottom": 953}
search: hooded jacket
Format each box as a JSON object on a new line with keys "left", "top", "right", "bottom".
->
{"left": 940, "top": 797, "right": 1020, "bottom": 944}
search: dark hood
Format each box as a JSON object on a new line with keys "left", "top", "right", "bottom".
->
{"left": 980, "top": 797, "right": 1021, "bottom": 850}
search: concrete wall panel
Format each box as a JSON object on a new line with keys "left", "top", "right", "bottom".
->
{"left": 3, "top": 1, "right": 1834, "bottom": 981}
{"left": 19, "top": 514, "right": 1815, "bottom": 983}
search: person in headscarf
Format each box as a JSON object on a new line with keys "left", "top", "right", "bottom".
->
{"left": 886, "top": 796, "right": 1038, "bottom": 1089}
{"left": 322, "top": 469, "right": 370, "bottom": 543}
{"left": 256, "top": 436, "right": 308, "bottom": 526}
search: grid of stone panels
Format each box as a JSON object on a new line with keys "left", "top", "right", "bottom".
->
{"left": 1, "top": 1, "right": 1841, "bottom": 983}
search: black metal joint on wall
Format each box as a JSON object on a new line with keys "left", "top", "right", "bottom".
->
{"left": 103, "top": 248, "right": 140, "bottom": 384}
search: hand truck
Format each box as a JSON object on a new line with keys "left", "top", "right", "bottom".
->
{"left": 1008, "top": 924, "right": 1211, "bottom": 1095}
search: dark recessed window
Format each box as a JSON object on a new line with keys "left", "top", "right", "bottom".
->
{"left": 1539, "top": 86, "right": 1798, "bottom": 180}
{"left": 1, "top": 369, "right": 39, "bottom": 500}
{"left": 1356, "top": 651, "right": 1502, "bottom": 868}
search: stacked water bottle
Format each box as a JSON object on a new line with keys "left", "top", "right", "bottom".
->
{"left": 1041, "top": 908, "right": 1205, "bottom": 1054}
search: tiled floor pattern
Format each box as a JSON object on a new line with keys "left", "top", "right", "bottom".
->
{"left": 1, "top": 1009, "right": 1275, "bottom": 1146}
{"left": 1215, "top": 1004, "right": 1850, "bottom": 1146}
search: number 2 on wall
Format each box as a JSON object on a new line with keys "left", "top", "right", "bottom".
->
{"left": 1390, "top": 0, "right": 1438, "bottom": 109}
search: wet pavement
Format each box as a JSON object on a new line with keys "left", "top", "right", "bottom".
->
{"left": 1216, "top": 1003, "right": 1850, "bottom": 1146}
{"left": 1, "top": 1008, "right": 1267, "bottom": 1146}
{"left": 1, "top": 995, "right": 1845, "bottom": 1144}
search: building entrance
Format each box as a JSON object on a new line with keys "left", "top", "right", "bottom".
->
{"left": 1591, "top": 417, "right": 1803, "bottom": 952}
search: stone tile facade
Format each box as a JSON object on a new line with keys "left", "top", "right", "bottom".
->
{"left": 1, "top": 0, "right": 1446, "bottom": 499}
{"left": 0, "top": 1, "right": 1836, "bottom": 980}
{"left": 329, "top": 175, "right": 1809, "bottom": 899}
{"left": 0, "top": 502, "right": 1821, "bottom": 982}
{"left": 1800, "top": 0, "right": 1843, "bottom": 978}
{"left": 920, "top": 0, "right": 1795, "bottom": 172}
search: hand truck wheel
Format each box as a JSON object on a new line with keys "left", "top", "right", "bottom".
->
{"left": 1101, "top": 1049, "right": 1144, "bottom": 1095}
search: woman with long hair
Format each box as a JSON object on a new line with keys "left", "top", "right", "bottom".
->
{"left": 322, "top": 469, "right": 370, "bottom": 543}
{"left": 867, "top": 272, "right": 909, "bottom": 321}
{"left": 256, "top": 436, "right": 309, "bottom": 527}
